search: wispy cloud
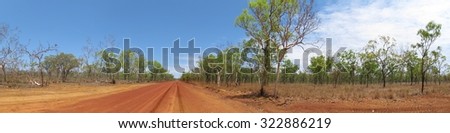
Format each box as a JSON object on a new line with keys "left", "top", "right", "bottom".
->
{"left": 286, "top": 0, "right": 450, "bottom": 66}
{"left": 317, "top": 0, "right": 450, "bottom": 50}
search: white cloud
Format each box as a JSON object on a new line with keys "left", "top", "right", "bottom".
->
{"left": 286, "top": 0, "right": 450, "bottom": 68}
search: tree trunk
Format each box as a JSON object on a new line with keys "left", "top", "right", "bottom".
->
{"left": 40, "top": 69, "right": 44, "bottom": 87}
{"left": 234, "top": 72, "right": 239, "bottom": 87}
{"left": 421, "top": 58, "right": 425, "bottom": 94}
{"left": 382, "top": 69, "right": 386, "bottom": 88}
{"left": 1, "top": 65, "right": 6, "bottom": 83}
{"left": 350, "top": 72, "right": 354, "bottom": 85}
{"left": 366, "top": 74, "right": 369, "bottom": 88}
{"left": 334, "top": 71, "right": 339, "bottom": 88}
{"left": 217, "top": 71, "right": 221, "bottom": 87}
{"left": 274, "top": 61, "right": 281, "bottom": 97}
{"left": 259, "top": 47, "right": 271, "bottom": 96}
{"left": 410, "top": 67, "right": 414, "bottom": 85}
{"left": 438, "top": 71, "right": 441, "bottom": 85}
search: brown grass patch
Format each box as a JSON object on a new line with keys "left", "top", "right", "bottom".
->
{"left": 193, "top": 82, "right": 450, "bottom": 112}
{"left": 203, "top": 82, "right": 450, "bottom": 101}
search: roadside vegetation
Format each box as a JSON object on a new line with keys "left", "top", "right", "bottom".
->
{"left": 181, "top": 0, "right": 448, "bottom": 99}
{"left": 0, "top": 25, "right": 174, "bottom": 88}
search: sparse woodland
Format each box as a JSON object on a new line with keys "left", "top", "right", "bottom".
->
{"left": 181, "top": 0, "right": 449, "bottom": 97}
{"left": 0, "top": 24, "right": 174, "bottom": 88}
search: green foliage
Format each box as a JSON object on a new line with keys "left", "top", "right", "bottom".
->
{"left": 413, "top": 21, "right": 442, "bottom": 93}
{"left": 236, "top": 0, "right": 318, "bottom": 96}
{"left": 337, "top": 50, "right": 358, "bottom": 84}
{"left": 369, "top": 36, "right": 397, "bottom": 87}
{"left": 308, "top": 55, "right": 329, "bottom": 84}
{"left": 43, "top": 53, "right": 81, "bottom": 82}
{"left": 280, "top": 59, "right": 299, "bottom": 83}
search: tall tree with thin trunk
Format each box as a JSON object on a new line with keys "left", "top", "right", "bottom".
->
{"left": 401, "top": 49, "right": 419, "bottom": 85}
{"left": 235, "top": 0, "right": 318, "bottom": 96}
{"left": 337, "top": 50, "right": 358, "bottom": 85}
{"left": 82, "top": 38, "right": 96, "bottom": 80}
{"left": 431, "top": 46, "right": 445, "bottom": 85}
{"left": 368, "top": 36, "right": 397, "bottom": 88}
{"left": 360, "top": 45, "right": 378, "bottom": 87}
{"left": 25, "top": 43, "right": 57, "bottom": 87}
{"left": 413, "top": 21, "right": 441, "bottom": 94}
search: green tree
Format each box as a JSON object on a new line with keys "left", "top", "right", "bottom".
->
{"left": 402, "top": 49, "right": 419, "bottom": 85}
{"left": 431, "top": 46, "right": 446, "bottom": 85}
{"left": 148, "top": 61, "right": 169, "bottom": 81}
{"left": 224, "top": 47, "right": 243, "bottom": 87}
{"left": 337, "top": 50, "right": 358, "bottom": 85}
{"left": 235, "top": 0, "right": 318, "bottom": 96}
{"left": 118, "top": 50, "right": 145, "bottom": 81}
{"left": 43, "top": 53, "right": 81, "bottom": 82}
{"left": 281, "top": 59, "right": 299, "bottom": 83}
{"left": 359, "top": 45, "right": 379, "bottom": 87}
{"left": 368, "top": 36, "right": 397, "bottom": 88}
{"left": 413, "top": 21, "right": 442, "bottom": 94}
{"left": 308, "top": 55, "right": 327, "bottom": 84}
{"left": 201, "top": 51, "right": 224, "bottom": 86}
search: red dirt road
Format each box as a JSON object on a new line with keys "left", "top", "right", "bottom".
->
{"left": 51, "top": 81, "right": 254, "bottom": 113}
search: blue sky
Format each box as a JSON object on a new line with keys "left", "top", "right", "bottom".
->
{"left": 1, "top": 0, "right": 249, "bottom": 52}
{"left": 0, "top": 0, "right": 332, "bottom": 52}
{"left": 1, "top": 0, "right": 449, "bottom": 77}
{"left": 0, "top": 0, "right": 333, "bottom": 77}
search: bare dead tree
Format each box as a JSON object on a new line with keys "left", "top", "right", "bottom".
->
{"left": 24, "top": 43, "right": 57, "bottom": 87}
{"left": 82, "top": 38, "right": 97, "bottom": 80}
{"left": 0, "top": 24, "right": 23, "bottom": 84}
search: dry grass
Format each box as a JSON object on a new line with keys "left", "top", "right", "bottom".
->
{"left": 208, "top": 82, "right": 450, "bottom": 101}
{"left": 0, "top": 83, "right": 150, "bottom": 112}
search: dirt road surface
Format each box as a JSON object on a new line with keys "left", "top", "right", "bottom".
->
{"left": 50, "top": 81, "right": 255, "bottom": 113}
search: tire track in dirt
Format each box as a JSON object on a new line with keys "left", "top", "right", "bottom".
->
{"left": 148, "top": 83, "right": 175, "bottom": 112}
{"left": 175, "top": 83, "right": 185, "bottom": 112}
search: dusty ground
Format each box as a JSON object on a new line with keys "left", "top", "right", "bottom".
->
{"left": 0, "top": 83, "right": 149, "bottom": 112}
{"left": 0, "top": 81, "right": 256, "bottom": 113}
{"left": 51, "top": 81, "right": 255, "bottom": 113}
{"left": 1, "top": 81, "right": 450, "bottom": 113}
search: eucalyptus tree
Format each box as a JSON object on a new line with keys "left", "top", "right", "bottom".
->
{"left": 368, "top": 36, "right": 397, "bottom": 88}
{"left": 119, "top": 50, "right": 145, "bottom": 81}
{"left": 413, "top": 21, "right": 442, "bottom": 94}
{"left": 337, "top": 50, "right": 358, "bottom": 85}
{"left": 431, "top": 46, "right": 446, "bottom": 85}
{"left": 359, "top": 45, "right": 379, "bottom": 87}
{"left": 148, "top": 61, "right": 169, "bottom": 81}
{"left": 235, "top": 0, "right": 319, "bottom": 96}
{"left": 402, "top": 49, "right": 419, "bottom": 85}
{"left": 308, "top": 55, "right": 327, "bottom": 84}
